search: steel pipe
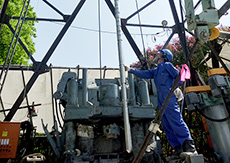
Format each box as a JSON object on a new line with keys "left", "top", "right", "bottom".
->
{"left": 114, "top": 0, "right": 132, "bottom": 153}
{"left": 128, "top": 73, "right": 136, "bottom": 106}
{"left": 82, "top": 68, "right": 88, "bottom": 106}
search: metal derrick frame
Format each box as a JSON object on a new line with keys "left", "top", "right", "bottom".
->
{"left": 0, "top": 0, "right": 230, "bottom": 122}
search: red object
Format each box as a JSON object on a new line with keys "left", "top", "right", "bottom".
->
{"left": 0, "top": 122, "right": 21, "bottom": 158}
{"left": 201, "top": 116, "right": 213, "bottom": 148}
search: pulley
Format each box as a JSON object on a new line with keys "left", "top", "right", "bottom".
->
{"left": 209, "top": 27, "right": 220, "bottom": 41}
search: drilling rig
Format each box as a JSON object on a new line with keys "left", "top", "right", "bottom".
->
{"left": 0, "top": 0, "right": 230, "bottom": 163}
{"left": 45, "top": 69, "right": 161, "bottom": 162}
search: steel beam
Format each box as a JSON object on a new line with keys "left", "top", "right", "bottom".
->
{"left": 162, "top": 30, "right": 175, "bottom": 49}
{"left": 168, "top": 0, "right": 200, "bottom": 87}
{"left": 207, "top": 41, "right": 230, "bottom": 76}
{"left": 126, "top": 0, "right": 156, "bottom": 21}
{"left": 218, "top": 0, "right": 230, "bottom": 19}
{"left": 168, "top": 0, "right": 189, "bottom": 61}
{"left": 4, "top": 0, "right": 86, "bottom": 121}
{"left": 43, "top": 0, "right": 65, "bottom": 17}
{"left": 0, "top": 0, "right": 10, "bottom": 25}
{"left": 0, "top": 0, "right": 29, "bottom": 95}
{"left": 11, "top": 17, "right": 66, "bottom": 22}
{"left": 1, "top": 104, "right": 41, "bottom": 112}
{"left": 126, "top": 23, "right": 172, "bottom": 29}
{"left": 7, "top": 23, "right": 36, "bottom": 64}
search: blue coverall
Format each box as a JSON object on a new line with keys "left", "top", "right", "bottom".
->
{"left": 130, "top": 62, "right": 192, "bottom": 148}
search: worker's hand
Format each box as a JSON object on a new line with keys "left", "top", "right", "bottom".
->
{"left": 124, "top": 65, "right": 130, "bottom": 71}
{"left": 175, "top": 65, "right": 181, "bottom": 71}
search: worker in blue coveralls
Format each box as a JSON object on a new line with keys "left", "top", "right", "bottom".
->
{"left": 125, "top": 49, "right": 197, "bottom": 160}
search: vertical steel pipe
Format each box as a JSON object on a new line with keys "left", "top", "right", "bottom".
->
{"left": 128, "top": 73, "right": 136, "bottom": 106}
{"left": 67, "top": 78, "right": 78, "bottom": 106}
{"left": 138, "top": 80, "right": 150, "bottom": 105}
{"left": 82, "top": 68, "right": 88, "bottom": 106}
{"left": 114, "top": 0, "right": 132, "bottom": 153}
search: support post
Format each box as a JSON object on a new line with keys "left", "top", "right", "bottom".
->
{"left": 82, "top": 68, "right": 88, "bottom": 106}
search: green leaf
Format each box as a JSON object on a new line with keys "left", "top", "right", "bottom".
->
{"left": 0, "top": 0, "right": 37, "bottom": 65}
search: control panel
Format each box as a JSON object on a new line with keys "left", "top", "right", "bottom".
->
{"left": 0, "top": 122, "right": 21, "bottom": 158}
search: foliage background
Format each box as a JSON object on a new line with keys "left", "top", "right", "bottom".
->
{"left": 0, "top": 0, "right": 37, "bottom": 65}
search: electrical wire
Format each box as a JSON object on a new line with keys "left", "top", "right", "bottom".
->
{"left": 135, "top": 0, "right": 146, "bottom": 56}
{"left": 98, "top": 0, "right": 102, "bottom": 85}
{"left": 151, "top": 35, "right": 156, "bottom": 43}
{"left": 53, "top": 22, "right": 165, "bottom": 36}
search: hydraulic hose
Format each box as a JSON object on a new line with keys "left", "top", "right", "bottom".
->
{"left": 195, "top": 106, "right": 229, "bottom": 122}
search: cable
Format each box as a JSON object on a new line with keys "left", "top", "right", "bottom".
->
{"left": 151, "top": 35, "right": 156, "bottom": 43}
{"left": 53, "top": 22, "right": 165, "bottom": 36}
{"left": 98, "top": 0, "right": 102, "bottom": 85}
{"left": 179, "top": 0, "right": 185, "bottom": 36}
{"left": 179, "top": 0, "right": 186, "bottom": 16}
{"left": 55, "top": 99, "right": 63, "bottom": 130}
{"left": 195, "top": 106, "right": 229, "bottom": 122}
{"left": 135, "top": 0, "right": 146, "bottom": 56}
{"left": 49, "top": 64, "right": 56, "bottom": 128}
{"left": 58, "top": 101, "right": 64, "bottom": 121}
{"left": 21, "top": 153, "right": 46, "bottom": 163}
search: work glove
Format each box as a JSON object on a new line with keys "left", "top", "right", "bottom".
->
{"left": 174, "top": 87, "right": 184, "bottom": 102}
{"left": 124, "top": 65, "right": 130, "bottom": 71}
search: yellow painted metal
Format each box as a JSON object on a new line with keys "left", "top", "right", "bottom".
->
{"left": 209, "top": 27, "right": 220, "bottom": 41}
{"left": 208, "top": 68, "right": 230, "bottom": 76}
{"left": 185, "top": 85, "right": 211, "bottom": 93}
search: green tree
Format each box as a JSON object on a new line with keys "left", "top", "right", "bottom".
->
{"left": 0, "top": 0, "right": 37, "bottom": 65}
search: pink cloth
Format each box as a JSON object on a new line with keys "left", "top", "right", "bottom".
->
{"left": 180, "top": 64, "right": 191, "bottom": 81}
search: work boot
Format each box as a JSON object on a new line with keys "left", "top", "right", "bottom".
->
{"left": 166, "top": 145, "right": 183, "bottom": 161}
{"left": 180, "top": 139, "right": 198, "bottom": 159}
